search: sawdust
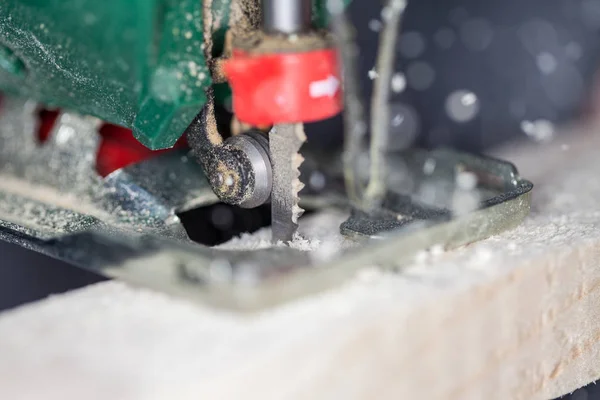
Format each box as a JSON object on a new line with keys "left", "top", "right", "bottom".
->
{"left": 216, "top": 208, "right": 352, "bottom": 252}
{"left": 203, "top": 95, "right": 223, "bottom": 146}
{"left": 216, "top": 230, "right": 322, "bottom": 251}
{"left": 203, "top": 0, "right": 216, "bottom": 58}
{"left": 229, "top": 0, "right": 261, "bottom": 36}
{"left": 0, "top": 173, "right": 110, "bottom": 223}
{"left": 233, "top": 30, "right": 334, "bottom": 53}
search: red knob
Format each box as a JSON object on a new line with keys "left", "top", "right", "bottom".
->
{"left": 224, "top": 47, "right": 343, "bottom": 126}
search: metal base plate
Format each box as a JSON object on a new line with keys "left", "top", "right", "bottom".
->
{"left": 0, "top": 97, "right": 532, "bottom": 311}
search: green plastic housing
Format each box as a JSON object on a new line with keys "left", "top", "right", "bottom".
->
{"left": 0, "top": 0, "right": 345, "bottom": 150}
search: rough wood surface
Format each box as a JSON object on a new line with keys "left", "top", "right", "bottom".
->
{"left": 1, "top": 125, "right": 600, "bottom": 400}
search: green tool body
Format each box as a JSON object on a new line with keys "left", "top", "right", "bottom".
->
{"left": 0, "top": 0, "right": 343, "bottom": 149}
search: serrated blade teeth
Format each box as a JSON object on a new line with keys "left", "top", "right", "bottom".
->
{"left": 292, "top": 204, "right": 305, "bottom": 224}
{"left": 292, "top": 153, "right": 304, "bottom": 170}
{"left": 270, "top": 123, "right": 307, "bottom": 243}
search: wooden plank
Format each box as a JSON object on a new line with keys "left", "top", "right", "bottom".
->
{"left": 1, "top": 125, "right": 600, "bottom": 399}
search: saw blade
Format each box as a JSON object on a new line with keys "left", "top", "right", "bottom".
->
{"left": 269, "top": 123, "right": 306, "bottom": 243}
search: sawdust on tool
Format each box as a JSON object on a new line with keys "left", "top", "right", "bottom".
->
{"left": 229, "top": 0, "right": 261, "bottom": 36}
{"left": 233, "top": 30, "right": 333, "bottom": 53}
{"left": 203, "top": 96, "right": 223, "bottom": 146}
{"left": 203, "top": 0, "right": 214, "bottom": 56}
{"left": 0, "top": 174, "right": 111, "bottom": 224}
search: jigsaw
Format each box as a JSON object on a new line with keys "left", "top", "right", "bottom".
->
{"left": 0, "top": 0, "right": 532, "bottom": 310}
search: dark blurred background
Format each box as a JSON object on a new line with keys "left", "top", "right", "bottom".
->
{"left": 3, "top": 0, "right": 600, "bottom": 398}
{"left": 309, "top": 0, "right": 600, "bottom": 152}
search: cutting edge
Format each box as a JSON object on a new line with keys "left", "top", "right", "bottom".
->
{"left": 269, "top": 123, "right": 307, "bottom": 243}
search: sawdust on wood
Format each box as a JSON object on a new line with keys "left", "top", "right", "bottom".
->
{"left": 5, "top": 124, "right": 600, "bottom": 399}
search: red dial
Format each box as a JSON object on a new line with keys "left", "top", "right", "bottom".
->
{"left": 224, "top": 47, "right": 343, "bottom": 126}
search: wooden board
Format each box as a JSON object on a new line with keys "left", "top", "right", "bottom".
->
{"left": 1, "top": 125, "right": 600, "bottom": 399}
